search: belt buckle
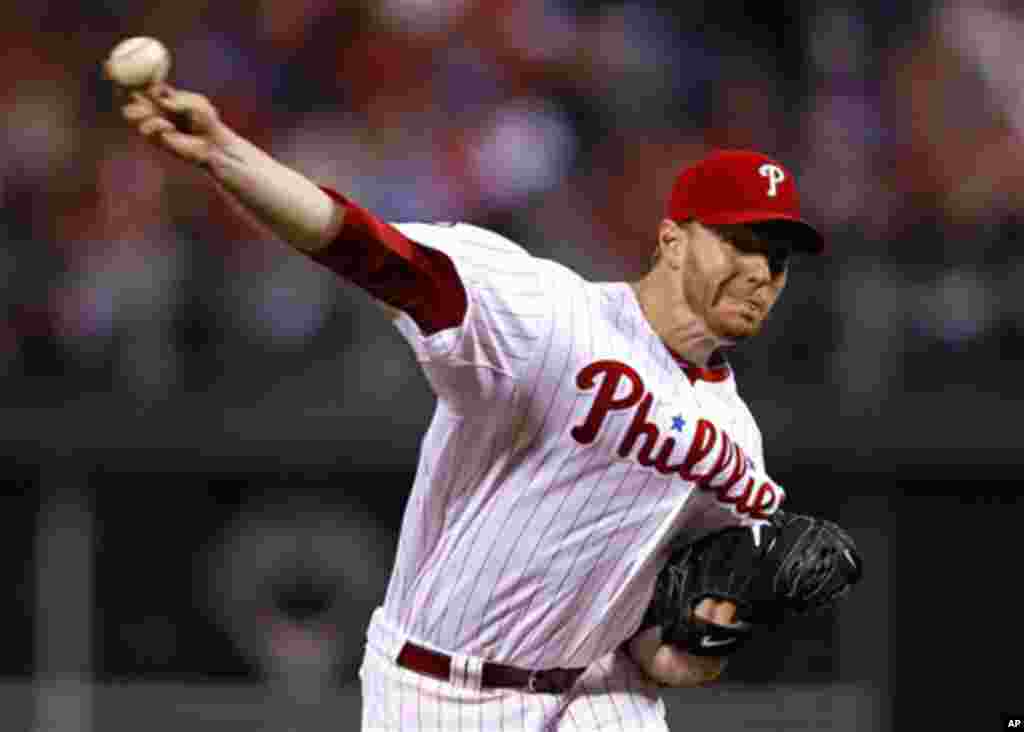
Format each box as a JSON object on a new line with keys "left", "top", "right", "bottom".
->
{"left": 526, "top": 670, "right": 541, "bottom": 693}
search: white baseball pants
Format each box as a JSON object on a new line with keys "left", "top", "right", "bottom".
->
{"left": 359, "top": 608, "right": 669, "bottom": 731}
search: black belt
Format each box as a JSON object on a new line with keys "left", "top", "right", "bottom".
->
{"left": 396, "top": 641, "right": 585, "bottom": 694}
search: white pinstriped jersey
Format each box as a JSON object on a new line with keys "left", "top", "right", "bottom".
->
{"left": 381, "top": 222, "right": 782, "bottom": 671}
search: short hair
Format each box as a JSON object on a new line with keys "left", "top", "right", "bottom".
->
{"left": 651, "top": 220, "right": 787, "bottom": 269}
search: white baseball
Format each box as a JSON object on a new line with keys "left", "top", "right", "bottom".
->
{"left": 105, "top": 36, "right": 171, "bottom": 88}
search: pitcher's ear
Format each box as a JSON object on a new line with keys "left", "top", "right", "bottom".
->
{"left": 658, "top": 218, "right": 688, "bottom": 269}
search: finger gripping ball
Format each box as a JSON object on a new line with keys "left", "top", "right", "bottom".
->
{"left": 105, "top": 36, "right": 171, "bottom": 88}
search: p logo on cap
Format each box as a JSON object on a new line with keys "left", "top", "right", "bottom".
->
{"left": 758, "top": 163, "right": 785, "bottom": 197}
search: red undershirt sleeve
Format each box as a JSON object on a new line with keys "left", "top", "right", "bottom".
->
{"left": 309, "top": 187, "right": 468, "bottom": 335}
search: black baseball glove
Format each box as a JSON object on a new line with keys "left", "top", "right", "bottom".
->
{"left": 640, "top": 510, "right": 863, "bottom": 656}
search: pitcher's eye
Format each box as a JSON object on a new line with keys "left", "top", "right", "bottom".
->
{"left": 768, "top": 246, "right": 791, "bottom": 276}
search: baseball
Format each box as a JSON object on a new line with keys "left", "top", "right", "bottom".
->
{"left": 105, "top": 36, "right": 171, "bottom": 89}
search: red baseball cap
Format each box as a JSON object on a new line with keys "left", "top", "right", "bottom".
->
{"left": 667, "top": 149, "right": 825, "bottom": 254}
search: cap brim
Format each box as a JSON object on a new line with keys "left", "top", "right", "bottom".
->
{"left": 701, "top": 212, "right": 827, "bottom": 255}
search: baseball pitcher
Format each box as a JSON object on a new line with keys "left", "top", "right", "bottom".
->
{"left": 113, "top": 78, "right": 861, "bottom": 731}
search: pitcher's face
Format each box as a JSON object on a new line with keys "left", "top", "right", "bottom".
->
{"left": 680, "top": 221, "right": 790, "bottom": 342}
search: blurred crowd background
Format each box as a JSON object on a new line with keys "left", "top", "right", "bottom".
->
{"left": 2, "top": 0, "right": 1021, "bottom": 730}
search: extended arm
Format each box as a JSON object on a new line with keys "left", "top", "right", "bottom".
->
{"left": 118, "top": 84, "right": 465, "bottom": 333}
{"left": 121, "top": 85, "right": 342, "bottom": 252}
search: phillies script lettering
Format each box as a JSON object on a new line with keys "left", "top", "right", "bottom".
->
{"left": 570, "top": 360, "right": 783, "bottom": 519}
